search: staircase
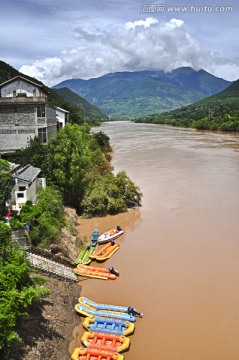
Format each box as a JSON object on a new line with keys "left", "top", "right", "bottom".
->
{"left": 27, "top": 252, "right": 78, "bottom": 282}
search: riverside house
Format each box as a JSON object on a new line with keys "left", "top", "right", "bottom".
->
{"left": 0, "top": 75, "right": 68, "bottom": 152}
{"left": 56, "top": 106, "right": 69, "bottom": 129}
{"left": 6, "top": 162, "right": 46, "bottom": 213}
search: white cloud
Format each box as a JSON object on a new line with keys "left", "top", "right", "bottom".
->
{"left": 19, "top": 17, "right": 239, "bottom": 86}
{"left": 169, "top": 18, "right": 184, "bottom": 28}
{"left": 20, "top": 58, "right": 63, "bottom": 83}
{"left": 125, "top": 17, "right": 158, "bottom": 30}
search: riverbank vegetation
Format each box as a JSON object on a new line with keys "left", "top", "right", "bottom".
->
{"left": 136, "top": 101, "right": 239, "bottom": 132}
{"left": 0, "top": 222, "right": 49, "bottom": 359}
{"left": 3, "top": 124, "right": 142, "bottom": 225}
{"left": 136, "top": 79, "right": 239, "bottom": 133}
{"left": 16, "top": 187, "right": 64, "bottom": 248}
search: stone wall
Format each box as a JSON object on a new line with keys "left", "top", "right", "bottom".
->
{"left": 0, "top": 101, "right": 58, "bottom": 151}
{"left": 0, "top": 128, "right": 36, "bottom": 151}
{"left": 0, "top": 105, "right": 36, "bottom": 126}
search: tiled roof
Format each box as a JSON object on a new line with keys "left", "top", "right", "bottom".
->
{"left": 13, "top": 164, "right": 41, "bottom": 183}
{"left": 0, "top": 75, "right": 44, "bottom": 89}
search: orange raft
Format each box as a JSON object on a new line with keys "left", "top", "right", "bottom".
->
{"left": 81, "top": 331, "right": 130, "bottom": 353}
{"left": 74, "top": 264, "right": 118, "bottom": 280}
{"left": 71, "top": 347, "right": 124, "bottom": 360}
{"left": 90, "top": 242, "right": 120, "bottom": 262}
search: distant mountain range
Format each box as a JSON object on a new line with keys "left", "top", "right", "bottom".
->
{"left": 53, "top": 67, "right": 231, "bottom": 119}
{"left": 0, "top": 60, "right": 107, "bottom": 122}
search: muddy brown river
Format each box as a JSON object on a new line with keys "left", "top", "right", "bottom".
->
{"left": 70, "top": 121, "right": 239, "bottom": 360}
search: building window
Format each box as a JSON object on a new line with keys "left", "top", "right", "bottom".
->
{"left": 38, "top": 127, "right": 47, "bottom": 144}
{"left": 57, "top": 121, "right": 63, "bottom": 130}
{"left": 17, "top": 193, "right": 24, "bottom": 198}
{"left": 19, "top": 186, "right": 26, "bottom": 191}
{"left": 37, "top": 105, "right": 45, "bottom": 117}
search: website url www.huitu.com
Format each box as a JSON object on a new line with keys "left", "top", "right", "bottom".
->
{"left": 140, "top": 4, "right": 233, "bottom": 13}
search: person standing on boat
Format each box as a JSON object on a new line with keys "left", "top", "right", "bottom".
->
{"left": 91, "top": 228, "right": 99, "bottom": 246}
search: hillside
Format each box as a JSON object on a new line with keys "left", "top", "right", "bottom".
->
{"left": 53, "top": 67, "right": 231, "bottom": 119}
{"left": 54, "top": 87, "right": 107, "bottom": 121}
{"left": 136, "top": 78, "right": 239, "bottom": 132}
{"left": 0, "top": 60, "right": 107, "bottom": 123}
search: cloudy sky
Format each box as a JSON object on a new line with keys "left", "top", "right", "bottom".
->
{"left": 1, "top": 0, "right": 239, "bottom": 86}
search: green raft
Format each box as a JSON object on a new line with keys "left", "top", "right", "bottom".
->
{"left": 75, "top": 246, "right": 96, "bottom": 265}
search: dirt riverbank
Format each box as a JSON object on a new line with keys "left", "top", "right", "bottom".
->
{"left": 10, "top": 207, "right": 83, "bottom": 360}
{"left": 11, "top": 276, "right": 82, "bottom": 360}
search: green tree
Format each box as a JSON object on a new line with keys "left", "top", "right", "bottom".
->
{"left": 46, "top": 124, "right": 94, "bottom": 211}
{"left": 19, "top": 187, "right": 64, "bottom": 247}
{"left": 0, "top": 222, "right": 49, "bottom": 358}
{"left": 82, "top": 171, "right": 142, "bottom": 218}
{"left": 92, "top": 131, "right": 112, "bottom": 155}
{"left": 115, "top": 171, "right": 142, "bottom": 208}
{"left": 0, "top": 161, "right": 14, "bottom": 218}
{"left": 1, "top": 137, "right": 49, "bottom": 176}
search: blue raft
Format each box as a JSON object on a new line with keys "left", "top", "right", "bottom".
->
{"left": 83, "top": 316, "right": 135, "bottom": 336}
{"left": 75, "top": 303, "right": 136, "bottom": 322}
{"left": 78, "top": 296, "right": 142, "bottom": 317}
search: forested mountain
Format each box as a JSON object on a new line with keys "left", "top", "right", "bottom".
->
{"left": 0, "top": 61, "right": 107, "bottom": 122}
{"left": 54, "top": 87, "right": 107, "bottom": 121}
{"left": 136, "top": 78, "right": 239, "bottom": 132}
{"left": 53, "top": 67, "right": 231, "bottom": 119}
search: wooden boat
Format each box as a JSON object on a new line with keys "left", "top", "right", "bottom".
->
{"left": 90, "top": 242, "right": 120, "bottom": 262}
{"left": 71, "top": 347, "right": 124, "bottom": 360}
{"left": 79, "top": 297, "right": 142, "bottom": 317}
{"left": 81, "top": 331, "right": 130, "bottom": 353}
{"left": 98, "top": 226, "right": 124, "bottom": 244}
{"left": 75, "top": 245, "right": 95, "bottom": 265}
{"left": 74, "top": 264, "right": 119, "bottom": 280}
{"left": 75, "top": 303, "right": 136, "bottom": 322}
{"left": 83, "top": 317, "right": 135, "bottom": 336}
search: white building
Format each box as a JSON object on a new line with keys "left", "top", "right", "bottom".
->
{"left": 7, "top": 163, "right": 46, "bottom": 212}
{"left": 55, "top": 106, "right": 70, "bottom": 129}
{"left": 0, "top": 76, "right": 69, "bottom": 152}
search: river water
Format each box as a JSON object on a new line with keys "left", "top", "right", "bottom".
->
{"left": 71, "top": 122, "right": 239, "bottom": 360}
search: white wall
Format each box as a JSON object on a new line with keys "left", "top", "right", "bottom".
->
{"left": 1, "top": 79, "right": 45, "bottom": 98}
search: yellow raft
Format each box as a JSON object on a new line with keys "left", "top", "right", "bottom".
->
{"left": 90, "top": 242, "right": 120, "bottom": 262}
{"left": 71, "top": 347, "right": 124, "bottom": 360}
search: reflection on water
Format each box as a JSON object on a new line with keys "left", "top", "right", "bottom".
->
{"left": 70, "top": 122, "right": 239, "bottom": 360}
{"left": 78, "top": 208, "right": 142, "bottom": 241}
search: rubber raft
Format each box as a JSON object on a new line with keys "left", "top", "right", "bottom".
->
{"left": 74, "top": 264, "right": 118, "bottom": 280}
{"left": 79, "top": 297, "right": 136, "bottom": 314}
{"left": 81, "top": 331, "right": 130, "bottom": 353}
{"left": 75, "top": 303, "right": 136, "bottom": 322}
{"left": 90, "top": 242, "right": 120, "bottom": 261}
{"left": 75, "top": 245, "right": 95, "bottom": 265}
{"left": 71, "top": 347, "right": 124, "bottom": 360}
{"left": 75, "top": 297, "right": 142, "bottom": 322}
{"left": 83, "top": 317, "right": 135, "bottom": 336}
